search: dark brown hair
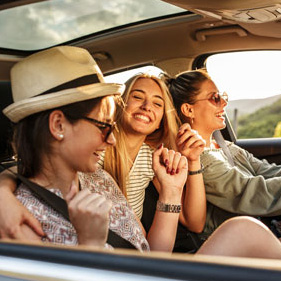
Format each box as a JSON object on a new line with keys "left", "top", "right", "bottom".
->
{"left": 163, "top": 69, "right": 211, "bottom": 123}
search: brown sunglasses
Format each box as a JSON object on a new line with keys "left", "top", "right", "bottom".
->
{"left": 195, "top": 92, "right": 228, "bottom": 107}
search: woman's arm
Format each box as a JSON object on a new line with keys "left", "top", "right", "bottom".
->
{"left": 176, "top": 123, "right": 206, "bottom": 233}
{"left": 203, "top": 148, "right": 281, "bottom": 216}
{"left": 146, "top": 145, "right": 188, "bottom": 252}
{"left": 0, "top": 172, "right": 44, "bottom": 239}
{"left": 239, "top": 145, "right": 281, "bottom": 178}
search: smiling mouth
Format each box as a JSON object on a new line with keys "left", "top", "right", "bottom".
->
{"left": 134, "top": 114, "right": 151, "bottom": 123}
{"left": 216, "top": 112, "right": 225, "bottom": 118}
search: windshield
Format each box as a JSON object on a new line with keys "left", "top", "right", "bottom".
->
{"left": 0, "top": 0, "right": 186, "bottom": 51}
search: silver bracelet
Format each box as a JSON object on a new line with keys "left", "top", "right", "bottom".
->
{"left": 188, "top": 163, "right": 204, "bottom": 175}
{"left": 156, "top": 200, "right": 181, "bottom": 213}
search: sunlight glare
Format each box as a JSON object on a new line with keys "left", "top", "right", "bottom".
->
{"left": 206, "top": 51, "right": 281, "bottom": 101}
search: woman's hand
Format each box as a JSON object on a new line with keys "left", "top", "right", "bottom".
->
{"left": 148, "top": 145, "right": 188, "bottom": 251}
{"left": 174, "top": 124, "right": 206, "bottom": 233}
{"left": 176, "top": 123, "right": 205, "bottom": 162}
{"left": 152, "top": 144, "right": 188, "bottom": 203}
{"left": 65, "top": 182, "right": 112, "bottom": 247}
{"left": 0, "top": 177, "right": 44, "bottom": 239}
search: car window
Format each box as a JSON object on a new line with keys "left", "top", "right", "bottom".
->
{"left": 205, "top": 51, "right": 281, "bottom": 140}
{"left": 0, "top": 0, "right": 186, "bottom": 51}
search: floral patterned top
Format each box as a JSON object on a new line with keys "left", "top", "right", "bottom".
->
{"left": 79, "top": 169, "right": 149, "bottom": 251}
{"left": 15, "top": 168, "right": 150, "bottom": 252}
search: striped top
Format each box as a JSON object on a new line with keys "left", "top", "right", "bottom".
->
{"left": 98, "top": 143, "right": 155, "bottom": 219}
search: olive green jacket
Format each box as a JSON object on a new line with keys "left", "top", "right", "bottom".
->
{"left": 200, "top": 142, "right": 281, "bottom": 239}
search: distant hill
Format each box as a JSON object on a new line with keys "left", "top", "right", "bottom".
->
{"left": 226, "top": 94, "right": 281, "bottom": 120}
{"left": 227, "top": 95, "right": 281, "bottom": 138}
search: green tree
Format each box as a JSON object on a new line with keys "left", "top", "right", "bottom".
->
{"left": 237, "top": 97, "right": 281, "bottom": 139}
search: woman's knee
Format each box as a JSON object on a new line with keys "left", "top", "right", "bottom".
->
{"left": 218, "top": 216, "right": 271, "bottom": 238}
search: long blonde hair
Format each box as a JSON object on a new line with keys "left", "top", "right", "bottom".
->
{"left": 103, "top": 73, "right": 180, "bottom": 197}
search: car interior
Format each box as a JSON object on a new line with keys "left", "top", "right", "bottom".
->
{"left": 1, "top": 0, "right": 281, "bottom": 280}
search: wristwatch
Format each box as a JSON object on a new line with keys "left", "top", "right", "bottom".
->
{"left": 156, "top": 200, "right": 182, "bottom": 213}
{"left": 188, "top": 163, "right": 204, "bottom": 175}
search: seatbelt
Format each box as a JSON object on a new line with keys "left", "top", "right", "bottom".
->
{"left": 0, "top": 164, "right": 136, "bottom": 249}
{"left": 213, "top": 130, "right": 235, "bottom": 167}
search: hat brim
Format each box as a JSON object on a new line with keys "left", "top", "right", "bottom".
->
{"left": 3, "top": 83, "right": 125, "bottom": 123}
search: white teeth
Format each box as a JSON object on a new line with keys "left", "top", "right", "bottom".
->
{"left": 134, "top": 114, "right": 150, "bottom": 122}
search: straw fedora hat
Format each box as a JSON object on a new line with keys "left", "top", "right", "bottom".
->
{"left": 3, "top": 46, "right": 125, "bottom": 123}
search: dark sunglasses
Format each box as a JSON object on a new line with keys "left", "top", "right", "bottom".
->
{"left": 82, "top": 117, "right": 116, "bottom": 142}
{"left": 195, "top": 91, "right": 228, "bottom": 107}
